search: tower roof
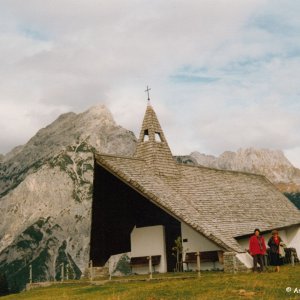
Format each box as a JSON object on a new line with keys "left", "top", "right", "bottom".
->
{"left": 134, "top": 104, "right": 179, "bottom": 177}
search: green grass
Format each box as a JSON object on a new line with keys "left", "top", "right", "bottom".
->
{"left": 2, "top": 265, "right": 300, "bottom": 300}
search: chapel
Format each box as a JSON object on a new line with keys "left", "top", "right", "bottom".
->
{"left": 90, "top": 98, "right": 300, "bottom": 273}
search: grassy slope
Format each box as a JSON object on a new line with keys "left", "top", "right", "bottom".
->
{"left": 2, "top": 265, "right": 300, "bottom": 300}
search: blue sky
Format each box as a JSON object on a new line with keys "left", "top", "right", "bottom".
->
{"left": 0, "top": 0, "right": 300, "bottom": 167}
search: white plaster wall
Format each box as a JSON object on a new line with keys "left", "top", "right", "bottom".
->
{"left": 181, "top": 222, "right": 222, "bottom": 271}
{"left": 236, "top": 253, "right": 253, "bottom": 268}
{"left": 236, "top": 238, "right": 250, "bottom": 253}
{"left": 286, "top": 226, "right": 300, "bottom": 258}
{"left": 130, "top": 225, "right": 167, "bottom": 274}
{"left": 237, "top": 229, "right": 290, "bottom": 252}
{"left": 181, "top": 222, "right": 222, "bottom": 253}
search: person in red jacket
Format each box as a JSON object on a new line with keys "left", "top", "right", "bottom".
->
{"left": 249, "top": 228, "right": 267, "bottom": 272}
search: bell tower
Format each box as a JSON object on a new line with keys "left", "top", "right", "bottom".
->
{"left": 134, "top": 91, "right": 178, "bottom": 177}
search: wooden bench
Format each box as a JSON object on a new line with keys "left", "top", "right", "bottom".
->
{"left": 183, "top": 251, "right": 219, "bottom": 270}
{"left": 130, "top": 255, "right": 161, "bottom": 272}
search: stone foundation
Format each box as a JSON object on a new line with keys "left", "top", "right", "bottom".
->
{"left": 223, "top": 252, "right": 250, "bottom": 273}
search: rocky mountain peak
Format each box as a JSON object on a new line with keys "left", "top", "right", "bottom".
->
{"left": 235, "top": 147, "right": 293, "bottom": 168}
{"left": 82, "top": 105, "right": 115, "bottom": 124}
{"left": 0, "top": 105, "right": 136, "bottom": 197}
{"left": 189, "top": 151, "right": 216, "bottom": 166}
{"left": 190, "top": 148, "right": 300, "bottom": 186}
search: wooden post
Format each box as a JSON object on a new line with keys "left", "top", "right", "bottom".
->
{"left": 61, "top": 263, "right": 64, "bottom": 282}
{"left": 196, "top": 252, "right": 201, "bottom": 278}
{"left": 66, "top": 264, "right": 69, "bottom": 280}
{"left": 29, "top": 264, "right": 32, "bottom": 284}
{"left": 89, "top": 260, "right": 93, "bottom": 281}
{"left": 148, "top": 256, "right": 153, "bottom": 279}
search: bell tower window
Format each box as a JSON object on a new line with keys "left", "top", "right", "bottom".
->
{"left": 143, "top": 129, "right": 149, "bottom": 142}
{"left": 155, "top": 132, "right": 162, "bottom": 142}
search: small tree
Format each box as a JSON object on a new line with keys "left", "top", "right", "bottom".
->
{"left": 172, "top": 236, "right": 183, "bottom": 272}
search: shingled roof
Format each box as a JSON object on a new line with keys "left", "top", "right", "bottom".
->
{"left": 95, "top": 104, "right": 300, "bottom": 253}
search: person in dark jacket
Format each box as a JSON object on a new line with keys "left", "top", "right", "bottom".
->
{"left": 249, "top": 228, "right": 267, "bottom": 272}
{"left": 268, "top": 229, "right": 284, "bottom": 272}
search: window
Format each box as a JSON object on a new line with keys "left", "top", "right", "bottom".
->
{"left": 155, "top": 132, "right": 162, "bottom": 142}
{"left": 143, "top": 129, "right": 149, "bottom": 142}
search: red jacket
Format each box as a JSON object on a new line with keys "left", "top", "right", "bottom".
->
{"left": 249, "top": 235, "right": 266, "bottom": 255}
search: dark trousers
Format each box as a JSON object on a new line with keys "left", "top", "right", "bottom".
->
{"left": 253, "top": 254, "right": 264, "bottom": 271}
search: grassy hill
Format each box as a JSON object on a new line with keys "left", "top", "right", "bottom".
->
{"left": 2, "top": 265, "right": 300, "bottom": 300}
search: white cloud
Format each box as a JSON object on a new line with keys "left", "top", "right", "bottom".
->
{"left": 285, "top": 147, "right": 300, "bottom": 169}
{"left": 0, "top": 0, "right": 299, "bottom": 168}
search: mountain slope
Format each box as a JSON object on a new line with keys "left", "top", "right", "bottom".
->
{"left": 0, "top": 105, "right": 137, "bottom": 291}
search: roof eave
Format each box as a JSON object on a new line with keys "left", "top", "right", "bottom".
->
{"left": 234, "top": 222, "right": 300, "bottom": 240}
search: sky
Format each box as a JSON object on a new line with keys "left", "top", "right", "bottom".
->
{"left": 0, "top": 0, "right": 300, "bottom": 167}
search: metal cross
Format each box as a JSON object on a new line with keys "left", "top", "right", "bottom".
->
{"left": 145, "top": 86, "right": 151, "bottom": 101}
